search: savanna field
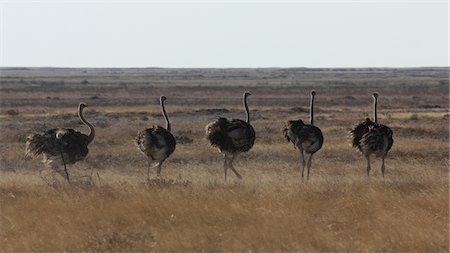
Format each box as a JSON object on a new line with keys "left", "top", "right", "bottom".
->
{"left": 0, "top": 67, "right": 448, "bottom": 252}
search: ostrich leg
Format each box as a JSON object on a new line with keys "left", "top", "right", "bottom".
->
{"left": 147, "top": 157, "right": 153, "bottom": 179}
{"left": 59, "top": 148, "right": 70, "bottom": 182}
{"left": 228, "top": 153, "right": 242, "bottom": 179}
{"left": 53, "top": 165, "right": 68, "bottom": 183}
{"left": 365, "top": 153, "right": 371, "bottom": 177}
{"left": 223, "top": 154, "right": 229, "bottom": 181}
{"left": 299, "top": 149, "right": 306, "bottom": 178}
{"left": 306, "top": 153, "right": 314, "bottom": 180}
{"left": 381, "top": 154, "right": 386, "bottom": 177}
{"left": 156, "top": 162, "right": 163, "bottom": 177}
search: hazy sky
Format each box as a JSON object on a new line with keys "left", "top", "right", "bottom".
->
{"left": 1, "top": 1, "right": 448, "bottom": 68}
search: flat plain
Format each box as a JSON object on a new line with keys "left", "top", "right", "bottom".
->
{"left": 0, "top": 67, "right": 449, "bottom": 252}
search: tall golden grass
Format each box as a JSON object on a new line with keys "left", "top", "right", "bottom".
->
{"left": 0, "top": 164, "right": 447, "bottom": 252}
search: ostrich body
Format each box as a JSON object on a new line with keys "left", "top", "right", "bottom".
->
{"left": 25, "top": 103, "right": 95, "bottom": 182}
{"left": 283, "top": 90, "right": 323, "bottom": 179}
{"left": 206, "top": 92, "right": 255, "bottom": 180}
{"left": 136, "top": 96, "right": 176, "bottom": 178}
{"left": 350, "top": 93, "right": 393, "bottom": 177}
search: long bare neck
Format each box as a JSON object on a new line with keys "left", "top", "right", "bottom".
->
{"left": 373, "top": 96, "right": 378, "bottom": 124}
{"left": 161, "top": 99, "right": 171, "bottom": 132}
{"left": 243, "top": 94, "right": 250, "bottom": 124}
{"left": 78, "top": 106, "right": 95, "bottom": 144}
{"left": 310, "top": 94, "right": 315, "bottom": 125}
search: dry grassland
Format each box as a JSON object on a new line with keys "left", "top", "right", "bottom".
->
{"left": 0, "top": 67, "right": 448, "bottom": 252}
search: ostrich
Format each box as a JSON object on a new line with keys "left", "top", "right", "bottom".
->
{"left": 283, "top": 90, "right": 324, "bottom": 179}
{"left": 350, "top": 93, "right": 394, "bottom": 177}
{"left": 205, "top": 92, "right": 255, "bottom": 181}
{"left": 136, "top": 96, "right": 176, "bottom": 178}
{"left": 25, "top": 103, "right": 95, "bottom": 182}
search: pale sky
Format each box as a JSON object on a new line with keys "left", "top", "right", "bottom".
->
{"left": 0, "top": 1, "right": 448, "bottom": 68}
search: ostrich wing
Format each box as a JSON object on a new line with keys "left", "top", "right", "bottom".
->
{"left": 205, "top": 118, "right": 231, "bottom": 150}
{"left": 136, "top": 126, "right": 176, "bottom": 157}
{"left": 283, "top": 120, "right": 323, "bottom": 152}
{"left": 300, "top": 125, "right": 324, "bottom": 152}
{"left": 153, "top": 126, "right": 176, "bottom": 157}
{"left": 26, "top": 129, "right": 60, "bottom": 157}
{"left": 361, "top": 124, "right": 394, "bottom": 153}
{"left": 26, "top": 128, "right": 90, "bottom": 163}
{"left": 379, "top": 125, "right": 394, "bottom": 151}
{"left": 350, "top": 118, "right": 375, "bottom": 149}
{"left": 58, "top": 129, "right": 90, "bottom": 163}
{"left": 225, "top": 119, "right": 255, "bottom": 152}
{"left": 283, "top": 120, "right": 306, "bottom": 143}
{"left": 206, "top": 118, "right": 255, "bottom": 153}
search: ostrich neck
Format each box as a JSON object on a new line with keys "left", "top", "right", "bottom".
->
{"left": 310, "top": 95, "right": 315, "bottom": 125}
{"left": 78, "top": 106, "right": 95, "bottom": 144}
{"left": 373, "top": 97, "right": 378, "bottom": 124}
{"left": 243, "top": 95, "right": 250, "bottom": 124}
{"left": 161, "top": 100, "right": 171, "bottom": 132}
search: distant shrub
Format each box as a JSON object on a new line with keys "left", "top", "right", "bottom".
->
{"left": 410, "top": 113, "right": 419, "bottom": 121}
{"left": 194, "top": 108, "right": 230, "bottom": 115}
{"left": 82, "top": 80, "right": 89, "bottom": 84}
{"left": 290, "top": 107, "right": 308, "bottom": 113}
{"left": 96, "top": 120, "right": 110, "bottom": 128}
{"left": 422, "top": 105, "right": 442, "bottom": 109}
{"left": 175, "top": 135, "right": 194, "bottom": 144}
{"left": 344, "top": 95, "right": 356, "bottom": 100}
{"left": 5, "top": 109, "right": 19, "bottom": 116}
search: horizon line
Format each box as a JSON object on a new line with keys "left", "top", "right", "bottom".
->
{"left": 1, "top": 66, "right": 449, "bottom": 69}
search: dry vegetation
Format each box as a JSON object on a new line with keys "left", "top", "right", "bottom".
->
{"left": 0, "top": 67, "right": 449, "bottom": 252}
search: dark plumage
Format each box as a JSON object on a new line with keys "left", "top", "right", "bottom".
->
{"left": 283, "top": 120, "right": 323, "bottom": 153}
{"left": 136, "top": 96, "right": 176, "bottom": 178}
{"left": 26, "top": 128, "right": 89, "bottom": 164}
{"left": 206, "top": 118, "right": 255, "bottom": 154}
{"left": 25, "top": 103, "right": 95, "bottom": 182}
{"left": 350, "top": 118, "right": 376, "bottom": 150}
{"left": 136, "top": 126, "right": 176, "bottom": 159}
{"left": 350, "top": 93, "right": 394, "bottom": 177}
{"left": 205, "top": 92, "right": 255, "bottom": 180}
{"left": 350, "top": 117, "right": 393, "bottom": 155}
{"left": 283, "top": 90, "right": 323, "bottom": 179}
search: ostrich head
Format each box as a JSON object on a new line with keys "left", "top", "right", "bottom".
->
{"left": 372, "top": 92, "right": 379, "bottom": 99}
{"left": 244, "top": 91, "right": 251, "bottom": 97}
{"left": 160, "top": 96, "right": 167, "bottom": 102}
{"left": 79, "top": 103, "right": 88, "bottom": 109}
{"left": 311, "top": 90, "right": 316, "bottom": 96}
